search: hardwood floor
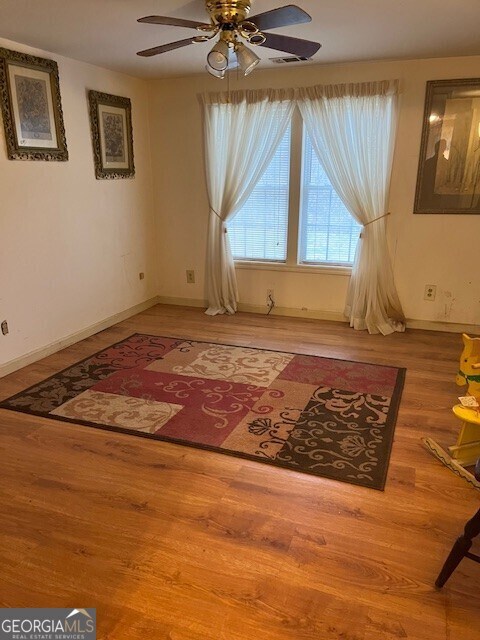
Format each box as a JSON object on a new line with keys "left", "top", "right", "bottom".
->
{"left": 0, "top": 304, "right": 479, "bottom": 639}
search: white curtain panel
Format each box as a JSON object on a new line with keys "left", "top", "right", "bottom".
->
{"left": 297, "top": 81, "right": 405, "bottom": 335}
{"left": 202, "top": 89, "right": 294, "bottom": 315}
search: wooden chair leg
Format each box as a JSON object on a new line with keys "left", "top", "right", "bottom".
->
{"left": 435, "top": 508, "right": 480, "bottom": 588}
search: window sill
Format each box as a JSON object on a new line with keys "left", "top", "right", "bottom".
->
{"left": 234, "top": 261, "right": 352, "bottom": 276}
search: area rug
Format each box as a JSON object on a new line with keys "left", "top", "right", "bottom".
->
{"left": 0, "top": 334, "right": 405, "bottom": 490}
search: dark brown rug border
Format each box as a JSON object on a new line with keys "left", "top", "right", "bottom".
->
{"left": 0, "top": 333, "right": 406, "bottom": 490}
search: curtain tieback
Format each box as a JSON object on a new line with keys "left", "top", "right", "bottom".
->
{"left": 363, "top": 212, "right": 391, "bottom": 227}
{"left": 360, "top": 212, "right": 391, "bottom": 238}
{"left": 210, "top": 206, "right": 228, "bottom": 233}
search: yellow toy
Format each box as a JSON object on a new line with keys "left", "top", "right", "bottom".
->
{"left": 449, "top": 334, "right": 480, "bottom": 466}
{"left": 423, "top": 334, "right": 480, "bottom": 489}
{"left": 456, "top": 333, "right": 480, "bottom": 401}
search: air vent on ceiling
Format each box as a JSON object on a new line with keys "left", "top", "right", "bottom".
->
{"left": 270, "top": 55, "right": 311, "bottom": 64}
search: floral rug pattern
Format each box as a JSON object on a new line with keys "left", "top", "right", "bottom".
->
{"left": 0, "top": 334, "right": 405, "bottom": 489}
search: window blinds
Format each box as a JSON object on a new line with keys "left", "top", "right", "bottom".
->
{"left": 228, "top": 124, "right": 291, "bottom": 262}
{"left": 300, "top": 130, "right": 361, "bottom": 265}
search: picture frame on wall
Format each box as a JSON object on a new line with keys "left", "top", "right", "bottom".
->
{"left": 414, "top": 77, "right": 480, "bottom": 214}
{"left": 88, "top": 90, "right": 135, "bottom": 179}
{"left": 0, "top": 47, "right": 68, "bottom": 161}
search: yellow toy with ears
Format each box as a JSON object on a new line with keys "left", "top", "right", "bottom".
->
{"left": 423, "top": 334, "right": 480, "bottom": 489}
{"left": 449, "top": 334, "right": 480, "bottom": 466}
{"left": 456, "top": 333, "right": 480, "bottom": 401}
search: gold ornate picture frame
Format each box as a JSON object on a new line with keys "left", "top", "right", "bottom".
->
{"left": 0, "top": 47, "right": 68, "bottom": 161}
{"left": 88, "top": 90, "right": 135, "bottom": 180}
{"left": 414, "top": 78, "right": 480, "bottom": 214}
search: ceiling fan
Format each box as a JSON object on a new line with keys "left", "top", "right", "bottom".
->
{"left": 136, "top": 1, "right": 321, "bottom": 78}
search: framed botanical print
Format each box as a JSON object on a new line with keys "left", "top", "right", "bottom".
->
{"left": 88, "top": 90, "right": 135, "bottom": 179}
{"left": 414, "top": 78, "right": 480, "bottom": 214}
{"left": 0, "top": 47, "right": 68, "bottom": 161}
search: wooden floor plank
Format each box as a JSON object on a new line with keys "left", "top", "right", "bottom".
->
{"left": 0, "top": 304, "right": 479, "bottom": 639}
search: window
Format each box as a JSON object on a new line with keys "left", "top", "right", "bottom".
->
{"left": 228, "top": 124, "right": 291, "bottom": 262}
{"left": 227, "top": 113, "right": 361, "bottom": 268}
{"left": 299, "top": 131, "right": 361, "bottom": 265}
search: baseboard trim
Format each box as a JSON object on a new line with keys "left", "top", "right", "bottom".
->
{"left": 237, "top": 303, "right": 347, "bottom": 323}
{"left": 406, "top": 318, "right": 480, "bottom": 334}
{"left": 157, "top": 296, "right": 208, "bottom": 308}
{"left": 158, "top": 296, "right": 479, "bottom": 334}
{"left": 0, "top": 297, "right": 160, "bottom": 378}
{"left": 4, "top": 297, "right": 474, "bottom": 378}
{"left": 157, "top": 296, "right": 347, "bottom": 323}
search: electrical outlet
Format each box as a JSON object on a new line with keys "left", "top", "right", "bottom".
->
{"left": 424, "top": 284, "right": 437, "bottom": 301}
{"left": 266, "top": 289, "right": 275, "bottom": 308}
{"left": 186, "top": 270, "right": 195, "bottom": 284}
{"left": 1, "top": 320, "right": 9, "bottom": 335}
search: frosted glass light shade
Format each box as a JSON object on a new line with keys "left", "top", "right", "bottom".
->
{"left": 207, "top": 39, "right": 229, "bottom": 71}
{"left": 236, "top": 42, "right": 260, "bottom": 76}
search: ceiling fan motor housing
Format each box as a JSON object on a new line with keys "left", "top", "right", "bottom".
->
{"left": 205, "top": 0, "right": 251, "bottom": 25}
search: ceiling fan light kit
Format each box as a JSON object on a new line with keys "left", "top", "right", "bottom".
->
{"left": 137, "top": 2, "right": 321, "bottom": 78}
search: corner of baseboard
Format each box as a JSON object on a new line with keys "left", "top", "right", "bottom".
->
{"left": 0, "top": 296, "right": 160, "bottom": 379}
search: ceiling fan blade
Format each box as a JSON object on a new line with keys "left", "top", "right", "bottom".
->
{"left": 138, "top": 15, "right": 211, "bottom": 29}
{"left": 137, "top": 38, "right": 197, "bottom": 57}
{"left": 248, "top": 5, "right": 311, "bottom": 31}
{"left": 259, "top": 32, "right": 321, "bottom": 58}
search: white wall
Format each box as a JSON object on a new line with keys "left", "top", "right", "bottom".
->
{"left": 148, "top": 56, "right": 480, "bottom": 329}
{"left": 0, "top": 38, "right": 157, "bottom": 369}
{"left": 2, "top": 47, "right": 479, "bottom": 375}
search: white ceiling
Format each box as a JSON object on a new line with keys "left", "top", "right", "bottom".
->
{"left": 1, "top": 0, "right": 480, "bottom": 79}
